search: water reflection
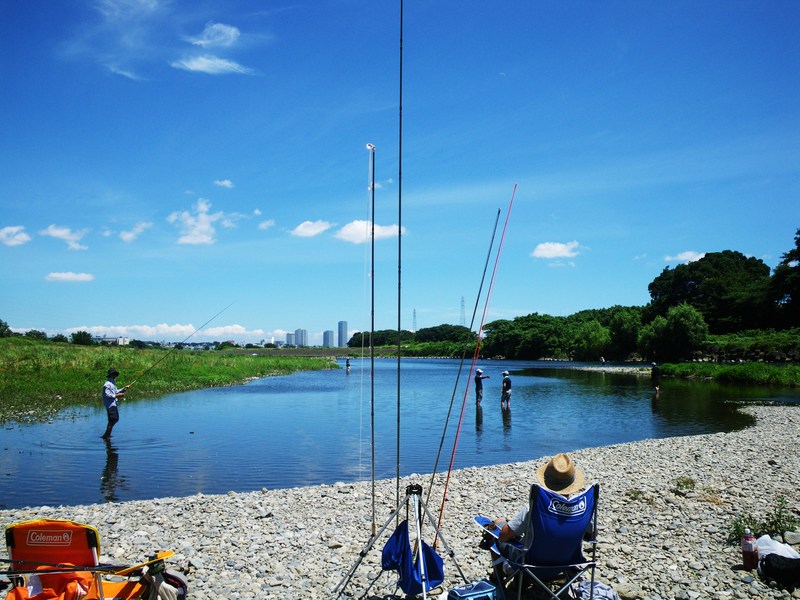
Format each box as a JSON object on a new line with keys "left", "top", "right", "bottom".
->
{"left": 100, "top": 438, "right": 125, "bottom": 502}
{"left": 475, "top": 404, "right": 483, "bottom": 432}
{"left": 501, "top": 406, "right": 512, "bottom": 451}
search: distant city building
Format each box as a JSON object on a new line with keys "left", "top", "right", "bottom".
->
{"left": 294, "top": 328, "right": 308, "bottom": 347}
{"left": 323, "top": 330, "right": 334, "bottom": 348}
{"left": 286, "top": 332, "right": 295, "bottom": 346}
{"left": 338, "top": 321, "right": 348, "bottom": 347}
{"left": 92, "top": 336, "right": 130, "bottom": 346}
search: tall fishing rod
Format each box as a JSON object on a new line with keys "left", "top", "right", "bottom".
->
{"left": 395, "top": 0, "right": 404, "bottom": 513}
{"left": 366, "top": 142, "right": 377, "bottom": 535}
{"left": 425, "top": 207, "right": 501, "bottom": 510}
{"left": 435, "top": 184, "right": 517, "bottom": 532}
{"left": 125, "top": 299, "right": 239, "bottom": 388}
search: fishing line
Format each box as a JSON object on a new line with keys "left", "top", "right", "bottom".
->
{"left": 435, "top": 184, "right": 517, "bottom": 532}
{"left": 125, "top": 298, "right": 239, "bottom": 388}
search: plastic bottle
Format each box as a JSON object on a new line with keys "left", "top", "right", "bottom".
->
{"left": 741, "top": 528, "right": 758, "bottom": 570}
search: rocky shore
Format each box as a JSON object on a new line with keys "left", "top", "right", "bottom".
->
{"left": 2, "top": 405, "right": 798, "bottom": 599}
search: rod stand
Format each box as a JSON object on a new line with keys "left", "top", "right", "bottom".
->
{"left": 334, "top": 483, "right": 467, "bottom": 599}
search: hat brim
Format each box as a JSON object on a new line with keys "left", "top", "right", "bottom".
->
{"left": 535, "top": 461, "right": 586, "bottom": 496}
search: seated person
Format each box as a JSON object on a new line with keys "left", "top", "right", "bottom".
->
{"left": 481, "top": 452, "right": 588, "bottom": 568}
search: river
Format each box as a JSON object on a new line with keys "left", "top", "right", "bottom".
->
{"left": 1, "top": 358, "right": 797, "bottom": 509}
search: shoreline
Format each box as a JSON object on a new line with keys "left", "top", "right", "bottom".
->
{"left": 2, "top": 404, "right": 798, "bottom": 599}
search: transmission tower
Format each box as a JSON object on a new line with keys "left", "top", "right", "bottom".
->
{"left": 413, "top": 308, "right": 417, "bottom": 333}
{"left": 460, "top": 296, "right": 466, "bottom": 326}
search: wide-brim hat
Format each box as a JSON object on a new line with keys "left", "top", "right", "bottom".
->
{"left": 476, "top": 369, "right": 483, "bottom": 373}
{"left": 535, "top": 453, "right": 585, "bottom": 496}
{"left": 501, "top": 371, "right": 509, "bottom": 376}
{"left": 107, "top": 367, "right": 119, "bottom": 378}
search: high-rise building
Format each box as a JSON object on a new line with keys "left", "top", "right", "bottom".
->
{"left": 338, "top": 320, "right": 348, "bottom": 347}
{"left": 323, "top": 330, "right": 334, "bottom": 348}
{"left": 286, "top": 332, "right": 295, "bottom": 346}
{"left": 294, "top": 328, "right": 308, "bottom": 347}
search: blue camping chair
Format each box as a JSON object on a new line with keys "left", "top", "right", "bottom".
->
{"left": 489, "top": 483, "right": 599, "bottom": 600}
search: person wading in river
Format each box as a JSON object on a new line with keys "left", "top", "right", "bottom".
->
{"left": 102, "top": 367, "right": 128, "bottom": 439}
{"left": 500, "top": 370, "right": 512, "bottom": 408}
{"left": 475, "top": 369, "right": 490, "bottom": 404}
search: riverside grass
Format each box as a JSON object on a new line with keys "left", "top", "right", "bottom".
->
{"left": 662, "top": 360, "right": 800, "bottom": 386}
{"left": 0, "top": 337, "right": 335, "bottom": 423}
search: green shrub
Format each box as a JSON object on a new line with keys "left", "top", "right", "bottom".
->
{"left": 727, "top": 497, "right": 800, "bottom": 544}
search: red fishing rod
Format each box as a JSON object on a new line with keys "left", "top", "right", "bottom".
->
{"left": 425, "top": 207, "right": 501, "bottom": 510}
{"left": 435, "top": 184, "right": 517, "bottom": 534}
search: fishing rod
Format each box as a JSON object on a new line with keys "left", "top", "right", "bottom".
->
{"left": 435, "top": 184, "right": 517, "bottom": 533}
{"left": 395, "top": 0, "right": 404, "bottom": 514}
{"left": 367, "top": 142, "right": 377, "bottom": 536}
{"left": 425, "top": 207, "right": 501, "bottom": 511}
{"left": 125, "top": 299, "right": 239, "bottom": 389}
{"left": 0, "top": 557, "right": 129, "bottom": 575}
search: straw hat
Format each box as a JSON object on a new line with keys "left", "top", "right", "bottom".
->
{"left": 535, "top": 453, "right": 585, "bottom": 496}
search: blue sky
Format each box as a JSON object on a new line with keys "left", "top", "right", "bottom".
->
{"left": 1, "top": 1, "right": 798, "bottom": 345}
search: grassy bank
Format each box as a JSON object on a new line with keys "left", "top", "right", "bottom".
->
{"left": 662, "top": 361, "right": 800, "bottom": 386}
{"left": 0, "top": 338, "right": 335, "bottom": 423}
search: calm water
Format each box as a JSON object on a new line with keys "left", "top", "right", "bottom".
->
{"left": 2, "top": 359, "right": 797, "bottom": 509}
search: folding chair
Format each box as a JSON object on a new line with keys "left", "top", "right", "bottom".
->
{"left": 490, "top": 483, "right": 599, "bottom": 600}
{"left": 3, "top": 519, "right": 184, "bottom": 600}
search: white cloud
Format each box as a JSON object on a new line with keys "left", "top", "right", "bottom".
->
{"left": 205, "top": 324, "right": 265, "bottom": 338}
{"left": 106, "top": 64, "right": 144, "bottom": 80}
{"left": 167, "top": 198, "right": 224, "bottom": 244}
{"left": 291, "top": 220, "right": 333, "bottom": 238}
{"left": 213, "top": 179, "right": 235, "bottom": 188}
{"left": 253, "top": 209, "right": 262, "bottom": 216}
{"left": 665, "top": 251, "right": 705, "bottom": 263}
{"left": 95, "top": 0, "right": 162, "bottom": 22}
{"left": 0, "top": 226, "right": 32, "bottom": 247}
{"left": 531, "top": 240, "right": 580, "bottom": 259}
{"left": 171, "top": 55, "right": 253, "bottom": 75}
{"left": 258, "top": 219, "right": 275, "bottom": 230}
{"left": 45, "top": 272, "right": 95, "bottom": 282}
{"left": 39, "top": 224, "right": 90, "bottom": 250}
{"left": 65, "top": 322, "right": 265, "bottom": 342}
{"left": 334, "top": 220, "right": 403, "bottom": 244}
{"left": 119, "top": 221, "right": 153, "bottom": 243}
{"left": 188, "top": 23, "right": 240, "bottom": 48}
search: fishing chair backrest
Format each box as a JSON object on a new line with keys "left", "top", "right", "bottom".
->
{"left": 521, "top": 483, "right": 599, "bottom": 576}
{"left": 5, "top": 519, "right": 101, "bottom": 572}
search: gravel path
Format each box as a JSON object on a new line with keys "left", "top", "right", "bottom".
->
{"left": 2, "top": 405, "right": 798, "bottom": 599}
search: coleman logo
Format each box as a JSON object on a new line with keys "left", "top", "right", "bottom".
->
{"left": 26, "top": 530, "right": 73, "bottom": 546}
{"left": 548, "top": 497, "right": 586, "bottom": 517}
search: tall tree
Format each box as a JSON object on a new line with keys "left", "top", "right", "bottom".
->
{"left": 770, "top": 228, "right": 800, "bottom": 328}
{"left": 70, "top": 331, "right": 93, "bottom": 345}
{"left": 608, "top": 308, "right": 643, "bottom": 359}
{"left": 647, "top": 250, "right": 772, "bottom": 333}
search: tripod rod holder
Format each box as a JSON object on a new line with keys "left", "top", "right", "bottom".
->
{"left": 406, "top": 483, "right": 423, "bottom": 496}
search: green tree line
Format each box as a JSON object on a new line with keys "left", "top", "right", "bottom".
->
{"left": 481, "top": 229, "right": 800, "bottom": 362}
{"left": 344, "top": 229, "right": 800, "bottom": 363}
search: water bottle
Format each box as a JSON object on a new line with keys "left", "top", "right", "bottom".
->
{"left": 741, "top": 528, "right": 758, "bottom": 570}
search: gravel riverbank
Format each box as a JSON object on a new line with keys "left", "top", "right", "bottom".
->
{"left": 2, "top": 405, "right": 798, "bottom": 599}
